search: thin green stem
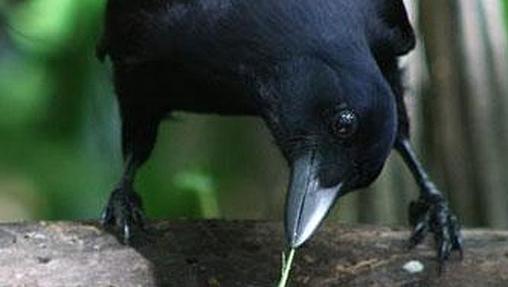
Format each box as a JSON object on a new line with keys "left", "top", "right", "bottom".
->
{"left": 277, "top": 248, "right": 296, "bottom": 287}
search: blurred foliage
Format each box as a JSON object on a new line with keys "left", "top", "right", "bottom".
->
{"left": 0, "top": 0, "right": 112, "bottom": 220}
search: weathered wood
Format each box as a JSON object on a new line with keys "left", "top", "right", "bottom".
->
{"left": 0, "top": 221, "right": 506, "bottom": 286}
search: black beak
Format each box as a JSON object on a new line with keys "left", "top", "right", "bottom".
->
{"left": 284, "top": 151, "right": 345, "bottom": 248}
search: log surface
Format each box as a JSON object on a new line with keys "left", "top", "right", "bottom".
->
{"left": 0, "top": 221, "right": 506, "bottom": 286}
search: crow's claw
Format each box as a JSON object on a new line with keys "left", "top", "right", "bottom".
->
{"left": 408, "top": 197, "right": 463, "bottom": 270}
{"left": 101, "top": 185, "right": 145, "bottom": 244}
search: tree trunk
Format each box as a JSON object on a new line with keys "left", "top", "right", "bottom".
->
{"left": 416, "top": 0, "right": 508, "bottom": 228}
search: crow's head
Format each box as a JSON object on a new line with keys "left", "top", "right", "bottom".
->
{"left": 250, "top": 0, "right": 415, "bottom": 248}
{"left": 258, "top": 46, "right": 399, "bottom": 247}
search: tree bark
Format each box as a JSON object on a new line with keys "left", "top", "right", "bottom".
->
{"left": 0, "top": 221, "right": 506, "bottom": 286}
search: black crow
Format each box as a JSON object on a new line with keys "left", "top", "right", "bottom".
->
{"left": 97, "top": 0, "right": 462, "bottom": 263}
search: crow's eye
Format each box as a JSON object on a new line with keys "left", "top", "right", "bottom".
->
{"left": 333, "top": 109, "right": 358, "bottom": 139}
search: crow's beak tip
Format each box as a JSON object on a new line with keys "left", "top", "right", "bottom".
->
{"left": 287, "top": 232, "right": 308, "bottom": 249}
{"left": 284, "top": 152, "right": 345, "bottom": 248}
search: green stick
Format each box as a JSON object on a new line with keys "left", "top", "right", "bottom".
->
{"left": 277, "top": 248, "right": 296, "bottom": 287}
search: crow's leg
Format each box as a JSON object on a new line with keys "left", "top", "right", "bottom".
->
{"left": 380, "top": 55, "right": 462, "bottom": 267}
{"left": 101, "top": 154, "right": 145, "bottom": 244}
{"left": 102, "top": 104, "right": 161, "bottom": 244}
{"left": 395, "top": 138, "right": 463, "bottom": 266}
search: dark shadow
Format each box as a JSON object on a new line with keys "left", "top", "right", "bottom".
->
{"left": 106, "top": 220, "right": 284, "bottom": 287}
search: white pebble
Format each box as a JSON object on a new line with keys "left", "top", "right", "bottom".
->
{"left": 403, "top": 260, "right": 424, "bottom": 273}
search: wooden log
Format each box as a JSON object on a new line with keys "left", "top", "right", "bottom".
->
{"left": 0, "top": 221, "right": 506, "bottom": 286}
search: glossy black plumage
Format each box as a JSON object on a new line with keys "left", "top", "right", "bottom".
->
{"left": 98, "top": 0, "right": 462, "bottom": 265}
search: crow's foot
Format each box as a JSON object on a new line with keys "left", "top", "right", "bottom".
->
{"left": 408, "top": 196, "right": 463, "bottom": 271}
{"left": 101, "top": 185, "right": 145, "bottom": 244}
